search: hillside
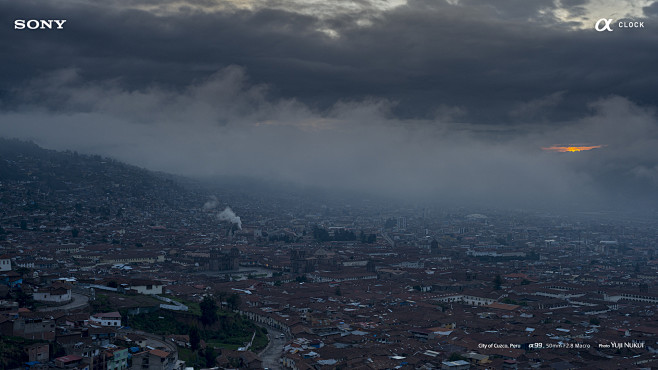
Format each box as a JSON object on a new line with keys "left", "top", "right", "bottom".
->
{"left": 0, "top": 138, "right": 207, "bottom": 246}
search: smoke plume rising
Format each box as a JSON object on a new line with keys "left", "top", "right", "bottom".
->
{"left": 217, "top": 207, "right": 242, "bottom": 230}
{"left": 203, "top": 196, "right": 219, "bottom": 210}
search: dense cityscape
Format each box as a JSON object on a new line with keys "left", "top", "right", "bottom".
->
{"left": 1, "top": 139, "right": 657, "bottom": 369}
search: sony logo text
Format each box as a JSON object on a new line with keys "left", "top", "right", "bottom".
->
{"left": 14, "top": 19, "right": 67, "bottom": 30}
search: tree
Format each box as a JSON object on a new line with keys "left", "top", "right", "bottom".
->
{"left": 449, "top": 353, "right": 466, "bottom": 361}
{"left": 217, "top": 291, "right": 228, "bottom": 307}
{"left": 204, "top": 347, "right": 216, "bottom": 367}
{"left": 15, "top": 267, "right": 30, "bottom": 278}
{"left": 14, "top": 289, "right": 34, "bottom": 309}
{"left": 335, "top": 286, "right": 342, "bottom": 296}
{"left": 495, "top": 237, "right": 508, "bottom": 246}
{"left": 189, "top": 326, "right": 201, "bottom": 351}
{"left": 0, "top": 336, "right": 30, "bottom": 369}
{"left": 91, "top": 294, "right": 112, "bottom": 313}
{"left": 226, "top": 293, "right": 241, "bottom": 310}
{"left": 200, "top": 296, "right": 218, "bottom": 326}
{"left": 493, "top": 275, "right": 503, "bottom": 290}
{"left": 334, "top": 229, "right": 356, "bottom": 241}
{"left": 20, "top": 220, "right": 27, "bottom": 230}
{"left": 312, "top": 225, "right": 331, "bottom": 242}
{"left": 295, "top": 275, "right": 307, "bottom": 283}
{"left": 71, "top": 228, "right": 79, "bottom": 237}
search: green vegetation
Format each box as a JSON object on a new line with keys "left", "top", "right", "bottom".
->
{"left": 495, "top": 237, "right": 508, "bottom": 246}
{"left": 252, "top": 327, "right": 268, "bottom": 350}
{"left": 177, "top": 347, "right": 207, "bottom": 368}
{"left": 359, "top": 230, "right": 377, "bottom": 244}
{"left": 129, "top": 307, "right": 268, "bottom": 353}
{"left": 85, "top": 289, "right": 267, "bottom": 366}
{"left": 0, "top": 336, "right": 47, "bottom": 369}
{"left": 204, "top": 347, "right": 217, "bottom": 367}
{"left": 13, "top": 288, "right": 35, "bottom": 309}
{"left": 186, "top": 301, "right": 202, "bottom": 316}
{"left": 448, "top": 353, "right": 467, "bottom": 361}
{"left": 90, "top": 294, "right": 114, "bottom": 313}
{"left": 500, "top": 298, "right": 526, "bottom": 306}
{"left": 128, "top": 310, "right": 191, "bottom": 334}
{"left": 207, "top": 326, "right": 268, "bottom": 352}
{"left": 89, "top": 291, "right": 161, "bottom": 317}
{"left": 295, "top": 275, "right": 308, "bottom": 283}
{"left": 190, "top": 326, "right": 201, "bottom": 351}
{"left": 226, "top": 293, "right": 241, "bottom": 310}
{"left": 200, "top": 296, "right": 218, "bottom": 326}
{"left": 493, "top": 275, "right": 502, "bottom": 290}
{"left": 312, "top": 225, "right": 357, "bottom": 242}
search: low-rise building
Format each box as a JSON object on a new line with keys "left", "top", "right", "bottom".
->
{"left": 33, "top": 283, "right": 72, "bottom": 304}
{"left": 0, "top": 255, "right": 12, "bottom": 272}
{"left": 89, "top": 312, "right": 122, "bottom": 327}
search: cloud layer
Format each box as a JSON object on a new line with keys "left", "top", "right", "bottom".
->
{"left": 2, "top": 67, "right": 657, "bottom": 211}
{"left": 1, "top": 0, "right": 657, "bottom": 212}
{"left": 2, "top": 0, "right": 658, "bottom": 122}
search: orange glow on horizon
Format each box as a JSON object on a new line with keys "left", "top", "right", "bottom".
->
{"left": 542, "top": 145, "right": 605, "bottom": 153}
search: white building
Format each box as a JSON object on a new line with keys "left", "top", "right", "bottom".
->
{"left": 0, "top": 255, "right": 11, "bottom": 272}
{"left": 33, "top": 283, "right": 72, "bottom": 304}
{"left": 126, "top": 279, "right": 163, "bottom": 295}
{"left": 89, "top": 311, "right": 122, "bottom": 327}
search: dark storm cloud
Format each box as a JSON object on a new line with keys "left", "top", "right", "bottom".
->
{"left": 1, "top": 0, "right": 657, "bottom": 123}
{"left": 644, "top": 1, "right": 658, "bottom": 16}
{"left": 1, "top": 0, "right": 657, "bottom": 211}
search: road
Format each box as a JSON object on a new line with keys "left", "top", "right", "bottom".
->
{"left": 258, "top": 325, "right": 287, "bottom": 370}
{"left": 38, "top": 292, "right": 89, "bottom": 312}
{"left": 119, "top": 328, "right": 178, "bottom": 356}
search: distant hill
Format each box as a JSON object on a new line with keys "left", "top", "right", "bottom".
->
{"left": 0, "top": 138, "right": 203, "bottom": 225}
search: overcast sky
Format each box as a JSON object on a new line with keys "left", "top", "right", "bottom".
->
{"left": 1, "top": 0, "right": 657, "bottom": 212}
